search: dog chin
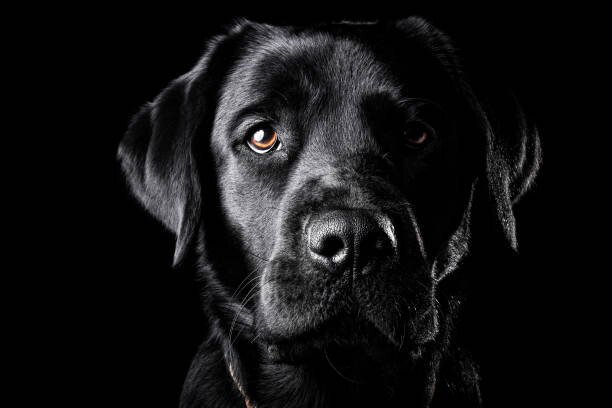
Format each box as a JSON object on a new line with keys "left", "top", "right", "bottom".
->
{"left": 256, "top": 307, "right": 438, "bottom": 365}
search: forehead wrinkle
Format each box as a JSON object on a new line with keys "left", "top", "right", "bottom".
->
{"left": 299, "top": 39, "right": 401, "bottom": 154}
{"left": 221, "top": 30, "right": 401, "bottom": 108}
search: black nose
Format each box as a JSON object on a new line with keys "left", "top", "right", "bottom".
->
{"left": 306, "top": 210, "right": 396, "bottom": 273}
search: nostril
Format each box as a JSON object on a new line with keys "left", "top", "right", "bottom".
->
{"left": 315, "top": 235, "right": 346, "bottom": 259}
{"left": 359, "top": 232, "right": 394, "bottom": 260}
{"left": 307, "top": 216, "right": 351, "bottom": 267}
{"left": 375, "top": 232, "right": 394, "bottom": 253}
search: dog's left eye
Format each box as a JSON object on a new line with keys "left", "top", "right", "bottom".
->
{"left": 403, "top": 122, "right": 434, "bottom": 148}
{"left": 246, "top": 125, "right": 281, "bottom": 154}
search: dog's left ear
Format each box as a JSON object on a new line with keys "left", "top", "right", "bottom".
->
{"left": 117, "top": 22, "right": 249, "bottom": 265}
{"left": 395, "top": 17, "right": 542, "bottom": 251}
{"left": 484, "top": 101, "right": 542, "bottom": 250}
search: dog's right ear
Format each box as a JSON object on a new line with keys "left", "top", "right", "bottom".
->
{"left": 117, "top": 21, "right": 249, "bottom": 266}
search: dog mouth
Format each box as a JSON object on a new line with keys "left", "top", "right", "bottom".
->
{"left": 255, "top": 257, "right": 438, "bottom": 363}
{"left": 259, "top": 306, "right": 437, "bottom": 365}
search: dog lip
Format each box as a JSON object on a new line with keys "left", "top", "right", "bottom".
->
{"left": 259, "top": 257, "right": 435, "bottom": 345}
{"left": 260, "top": 316, "right": 434, "bottom": 366}
{"left": 258, "top": 301, "right": 437, "bottom": 354}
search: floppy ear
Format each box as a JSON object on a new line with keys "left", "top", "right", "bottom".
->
{"left": 118, "top": 78, "right": 201, "bottom": 266}
{"left": 485, "top": 101, "right": 542, "bottom": 250}
{"left": 395, "top": 16, "right": 542, "bottom": 251}
{"left": 117, "top": 22, "right": 248, "bottom": 266}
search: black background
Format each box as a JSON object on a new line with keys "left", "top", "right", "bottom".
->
{"left": 29, "top": 3, "right": 598, "bottom": 407}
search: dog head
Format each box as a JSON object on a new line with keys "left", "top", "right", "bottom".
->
{"left": 118, "top": 18, "right": 540, "bottom": 361}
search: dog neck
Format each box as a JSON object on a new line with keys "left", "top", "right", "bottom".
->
{"left": 179, "top": 306, "right": 481, "bottom": 408}
{"left": 215, "top": 310, "right": 483, "bottom": 408}
{"left": 219, "top": 338, "right": 472, "bottom": 408}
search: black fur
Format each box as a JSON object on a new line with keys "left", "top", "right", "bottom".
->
{"left": 118, "top": 17, "right": 540, "bottom": 408}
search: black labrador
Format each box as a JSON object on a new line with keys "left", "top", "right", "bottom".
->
{"left": 118, "top": 17, "right": 541, "bottom": 408}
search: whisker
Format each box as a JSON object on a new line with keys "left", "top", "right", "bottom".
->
{"left": 244, "top": 250, "right": 271, "bottom": 263}
{"left": 323, "top": 348, "right": 362, "bottom": 384}
{"left": 264, "top": 205, "right": 290, "bottom": 215}
{"left": 233, "top": 274, "right": 264, "bottom": 299}
{"left": 228, "top": 285, "right": 260, "bottom": 346}
{"left": 228, "top": 277, "right": 279, "bottom": 349}
{"left": 271, "top": 89, "right": 290, "bottom": 104}
{"left": 231, "top": 269, "right": 261, "bottom": 299}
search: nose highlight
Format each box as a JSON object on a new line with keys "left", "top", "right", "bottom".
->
{"left": 306, "top": 210, "right": 396, "bottom": 273}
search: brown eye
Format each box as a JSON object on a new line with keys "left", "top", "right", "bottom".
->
{"left": 247, "top": 126, "right": 280, "bottom": 154}
{"left": 404, "top": 122, "right": 433, "bottom": 148}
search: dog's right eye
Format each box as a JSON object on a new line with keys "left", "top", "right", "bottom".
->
{"left": 246, "top": 125, "right": 281, "bottom": 154}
